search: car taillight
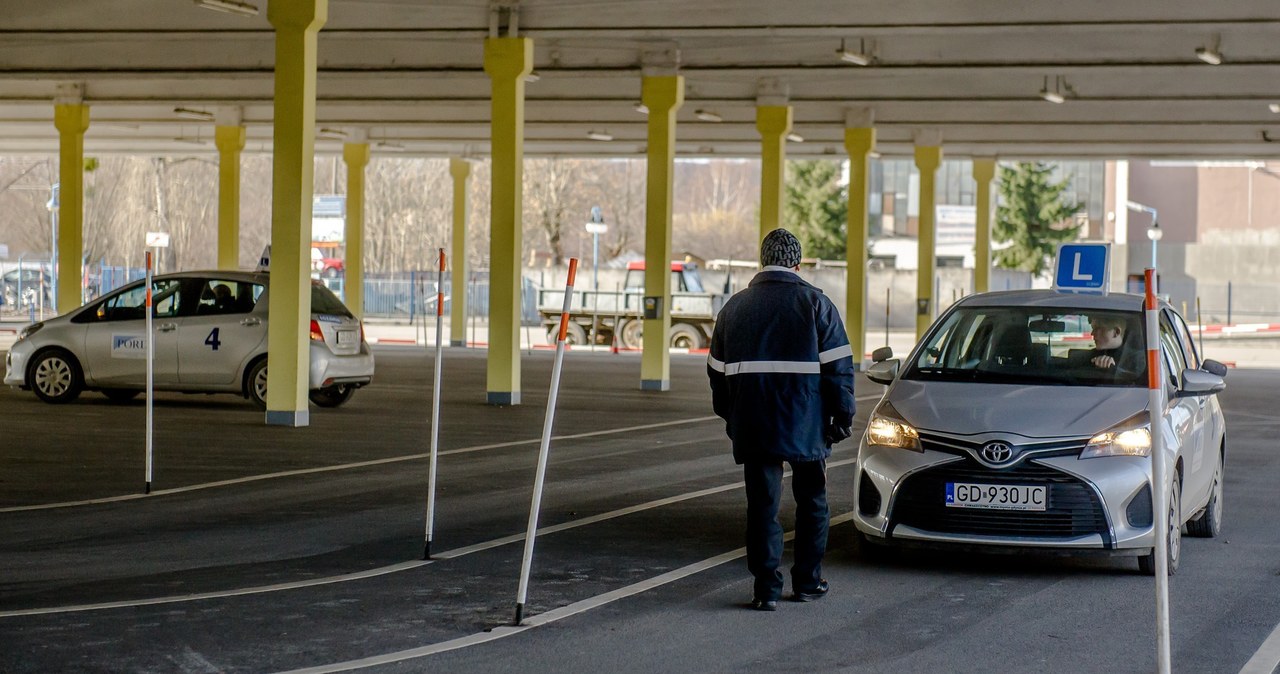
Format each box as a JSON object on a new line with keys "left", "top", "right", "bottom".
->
{"left": 310, "top": 319, "right": 324, "bottom": 341}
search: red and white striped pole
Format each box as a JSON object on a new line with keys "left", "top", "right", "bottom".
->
{"left": 1145, "top": 267, "right": 1172, "bottom": 674}
{"left": 515, "top": 258, "right": 578, "bottom": 625}
{"left": 424, "top": 248, "right": 446, "bottom": 560}
{"left": 144, "top": 250, "right": 154, "bottom": 495}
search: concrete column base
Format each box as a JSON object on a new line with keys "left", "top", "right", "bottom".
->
{"left": 266, "top": 410, "right": 310, "bottom": 427}
{"left": 451, "top": 340, "right": 467, "bottom": 347}
{"left": 487, "top": 391, "right": 521, "bottom": 405}
{"left": 640, "top": 379, "right": 670, "bottom": 392}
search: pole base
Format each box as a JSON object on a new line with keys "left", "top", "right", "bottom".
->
{"left": 486, "top": 391, "right": 521, "bottom": 406}
{"left": 514, "top": 603, "right": 524, "bottom": 626}
{"left": 423, "top": 541, "right": 431, "bottom": 560}
{"left": 144, "top": 481, "right": 151, "bottom": 495}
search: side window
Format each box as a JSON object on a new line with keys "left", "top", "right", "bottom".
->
{"left": 1171, "top": 312, "right": 1201, "bottom": 370}
{"left": 195, "top": 279, "right": 260, "bottom": 315}
{"left": 94, "top": 280, "right": 182, "bottom": 321}
{"left": 1158, "top": 313, "right": 1188, "bottom": 389}
{"left": 671, "top": 269, "right": 684, "bottom": 294}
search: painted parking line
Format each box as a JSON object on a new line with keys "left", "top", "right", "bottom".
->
{"left": 1239, "top": 619, "right": 1280, "bottom": 674}
{"left": 0, "top": 459, "right": 859, "bottom": 618}
{"left": 279, "top": 512, "right": 857, "bottom": 674}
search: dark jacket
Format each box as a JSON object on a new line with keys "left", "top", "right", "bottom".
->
{"left": 707, "top": 270, "right": 856, "bottom": 464}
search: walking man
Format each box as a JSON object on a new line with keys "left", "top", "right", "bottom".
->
{"left": 707, "top": 228, "right": 856, "bottom": 611}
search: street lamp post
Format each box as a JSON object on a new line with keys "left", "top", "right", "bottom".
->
{"left": 1146, "top": 219, "right": 1163, "bottom": 270}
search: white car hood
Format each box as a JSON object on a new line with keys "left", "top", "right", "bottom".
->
{"left": 888, "top": 379, "right": 1149, "bottom": 439}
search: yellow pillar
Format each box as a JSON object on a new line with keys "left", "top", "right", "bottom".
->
{"left": 755, "top": 105, "right": 792, "bottom": 243}
{"left": 972, "top": 157, "right": 997, "bottom": 294}
{"left": 844, "top": 123, "right": 876, "bottom": 369}
{"left": 483, "top": 37, "right": 532, "bottom": 405}
{"left": 264, "top": 0, "right": 327, "bottom": 427}
{"left": 53, "top": 103, "right": 89, "bottom": 315}
{"left": 914, "top": 142, "right": 943, "bottom": 339}
{"left": 449, "top": 157, "right": 471, "bottom": 347}
{"left": 640, "top": 75, "right": 685, "bottom": 391}
{"left": 342, "top": 141, "right": 369, "bottom": 319}
{"left": 215, "top": 124, "right": 246, "bottom": 270}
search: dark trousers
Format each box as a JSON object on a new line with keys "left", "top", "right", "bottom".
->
{"left": 743, "top": 459, "right": 828, "bottom": 601}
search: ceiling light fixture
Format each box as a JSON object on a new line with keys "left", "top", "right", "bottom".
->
{"left": 837, "top": 38, "right": 873, "bottom": 66}
{"left": 786, "top": 132, "right": 804, "bottom": 143}
{"left": 1039, "top": 75, "right": 1065, "bottom": 104}
{"left": 1195, "top": 36, "right": 1223, "bottom": 65}
{"left": 694, "top": 109, "right": 722, "bottom": 123}
{"left": 634, "top": 102, "right": 649, "bottom": 114}
{"left": 1269, "top": 103, "right": 1280, "bottom": 114}
{"left": 174, "top": 107, "right": 215, "bottom": 121}
{"left": 193, "top": 0, "right": 260, "bottom": 16}
{"left": 587, "top": 130, "right": 613, "bottom": 141}
{"left": 375, "top": 141, "right": 405, "bottom": 152}
{"left": 524, "top": 71, "right": 541, "bottom": 83}
{"left": 173, "top": 137, "right": 208, "bottom": 146}
{"left": 317, "top": 127, "right": 348, "bottom": 140}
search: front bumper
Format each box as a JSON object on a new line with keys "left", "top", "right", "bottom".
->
{"left": 309, "top": 342, "right": 374, "bottom": 390}
{"left": 4, "top": 340, "right": 31, "bottom": 387}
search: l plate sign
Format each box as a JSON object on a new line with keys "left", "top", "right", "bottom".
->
{"left": 1053, "top": 242, "right": 1110, "bottom": 294}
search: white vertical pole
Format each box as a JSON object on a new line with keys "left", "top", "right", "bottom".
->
{"left": 1145, "top": 267, "right": 1171, "bottom": 674}
{"left": 424, "top": 248, "right": 446, "bottom": 560}
{"left": 515, "top": 257, "right": 579, "bottom": 626}
{"left": 144, "top": 249, "right": 154, "bottom": 495}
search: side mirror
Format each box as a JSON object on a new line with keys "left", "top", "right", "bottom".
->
{"left": 866, "top": 359, "right": 899, "bottom": 386}
{"left": 871, "top": 346, "right": 894, "bottom": 363}
{"left": 1201, "top": 359, "right": 1229, "bottom": 378}
{"left": 1176, "top": 368, "right": 1225, "bottom": 398}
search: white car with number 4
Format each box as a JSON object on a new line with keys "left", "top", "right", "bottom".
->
{"left": 854, "top": 290, "right": 1227, "bottom": 575}
{"left": 3, "top": 271, "right": 373, "bottom": 408}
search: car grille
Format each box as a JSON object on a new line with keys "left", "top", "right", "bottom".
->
{"left": 889, "top": 459, "right": 1111, "bottom": 544}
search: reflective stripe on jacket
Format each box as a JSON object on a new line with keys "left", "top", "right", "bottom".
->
{"left": 707, "top": 270, "right": 856, "bottom": 464}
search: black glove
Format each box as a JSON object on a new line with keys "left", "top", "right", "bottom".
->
{"left": 824, "top": 414, "right": 854, "bottom": 446}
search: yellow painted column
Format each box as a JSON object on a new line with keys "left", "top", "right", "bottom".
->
{"left": 449, "top": 157, "right": 471, "bottom": 347}
{"left": 844, "top": 122, "right": 876, "bottom": 369}
{"left": 215, "top": 124, "right": 246, "bottom": 270}
{"left": 342, "top": 141, "right": 369, "bottom": 319}
{"left": 265, "top": 0, "right": 327, "bottom": 427}
{"left": 53, "top": 103, "right": 89, "bottom": 315}
{"left": 972, "top": 157, "right": 997, "bottom": 294}
{"left": 755, "top": 105, "right": 792, "bottom": 243}
{"left": 914, "top": 142, "right": 943, "bottom": 339}
{"left": 640, "top": 74, "right": 685, "bottom": 391}
{"left": 483, "top": 37, "right": 532, "bottom": 405}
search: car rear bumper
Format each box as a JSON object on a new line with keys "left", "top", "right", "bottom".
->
{"left": 309, "top": 343, "right": 374, "bottom": 390}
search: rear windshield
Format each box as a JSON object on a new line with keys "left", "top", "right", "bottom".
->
{"left": 902, "top": 306, "right": 1146, "bottom": 387}
{"left": 310, "top": 281, "right": 353, "bottom": 317}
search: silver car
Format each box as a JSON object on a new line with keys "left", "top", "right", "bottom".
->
{"left": 3, "top": 271, "right": 373, "bottom": 408}
{"left": 855, "top": 290, "right": 1227, "bottom": 574}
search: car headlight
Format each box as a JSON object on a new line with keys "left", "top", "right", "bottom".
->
{"left": 1081, "top": 413, "right": 1151, "bottom": 459}
{"left": 866, "top": 402, "right": 921, "bottom": 451}
{"left": 18, "top": 322, "right": 43, "bottom": 341}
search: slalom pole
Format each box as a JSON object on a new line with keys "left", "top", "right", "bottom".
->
{"left": 1145, "top": 267, "right": 1171, "bottom": 674}
{"left": 514, "top": 257, "right": 578, "bottom": 626}
{"left": 424, "top": 248, "right": 446, "bottom": 560}
{"left": 144, "top": 250, "right": 154, "bottom": 495}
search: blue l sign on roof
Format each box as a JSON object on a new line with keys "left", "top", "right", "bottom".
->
{"left": 1053, "top": 243, "right": 1111, "bottom": 294}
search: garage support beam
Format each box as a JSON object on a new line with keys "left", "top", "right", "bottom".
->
{"left": 639, "top": 75, "right": 684, "bottom": 392}
{"left": 449, "top": 157, "right": 471, "bottom": 347}
{"left": 214, "top": 120, "right": 245, "bottom": 271}
{"left": 844, "top": 116, "right": 875, "bottom": 369}
{"left": 972, "top": 157, "right": 997, "bottom": 293}
{"left": 913, "top": 135, "right": 943, "bottom": 339}
{"left": 342, "top": 138, "right": 369, "bottom": 319}
{"left": 53, "top": 99, "right": 88, "bottom": 315}
{"left": 483, "top": 37, "right": 533, "bottom": 405}
{"left": 264, "top": 0, "right": 327, "bottom": 427}
{"left": 755, "top": 105, "right": 792, "bottom": 243}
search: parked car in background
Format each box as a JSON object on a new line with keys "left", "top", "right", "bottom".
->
{"left": 4, "top": 271, "right": 373, "bottom": 408}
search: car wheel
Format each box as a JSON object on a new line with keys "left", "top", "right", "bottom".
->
{"left": 101, "top": 389, "right": 140, "bottom": 403}
{"left": 245, "top": 358, "right": 269, "bottom": 409}
{"left": 619, "top": 319, "right": 643, "bottom": 350}
{"left": 669, "top": 323, "right": 703, "bottom": 349}
{"left": 1139, "top": 477, "right": 1182, "bottom": 576}
{"left": 1185, "top": 453, "right": 1224, "bottom": 538}
{"left": 309, "top": 384, "right": 355, "bottom": 408}
{"left": 29, "top": 349, "right": 84, "bottom": 404}
{"left": 559, "top": 322, "right": 587, "bottom": 345}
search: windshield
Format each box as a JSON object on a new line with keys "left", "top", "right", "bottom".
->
{"left": 310, "top": 281, "right": 353, "bottom": 317}
{"left": 902, "top": 306, "right": 1145, "bottom": 387}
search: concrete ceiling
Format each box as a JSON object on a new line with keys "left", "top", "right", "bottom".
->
{"left": 2, "top": 0, "right": 1279, "bottom": 158}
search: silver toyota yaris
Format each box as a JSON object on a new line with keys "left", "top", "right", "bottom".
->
{"left": 854, "top": 290, "right": 1227, "bottom": 574}
{"left": 4, "top": 271, "right": 373, "bottom": 408}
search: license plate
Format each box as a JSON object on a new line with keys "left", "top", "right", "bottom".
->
{"left": 336, "top": 330, "right": 356, "bottom": 346}
{"left": 946, "top": 483, "right": 1047, "bottom": 511}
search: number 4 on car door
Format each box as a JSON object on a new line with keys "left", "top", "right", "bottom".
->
{"left": 205, "top": 327, "right": 221, "bottom": 351}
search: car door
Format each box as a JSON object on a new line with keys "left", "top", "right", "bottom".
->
{"left": 1158, "top": 310, "right": 1206, "bottom": 505}
{"left": 177, "top": 278, "right": 267, "bottom": 386}
{"left": 1165, "top": 309, "right": 1211, "bottom": 504}
{"left": 80, "top": 279, "right": 183, "bottom": 386}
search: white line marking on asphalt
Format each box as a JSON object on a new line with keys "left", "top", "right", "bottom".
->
{"left": 0, "top": 459, "right": 859, "bottom": 618}
{"left": 1239, "top": 619, "right": 1280, "bottom": 674}
{"left": 278, "top": 512, "right": 857, "bottom": 674}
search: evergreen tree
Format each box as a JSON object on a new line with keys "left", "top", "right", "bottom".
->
{"left": 993, "top": 162, "right": 1083, "bottom": 276}
{"left": 784, "top": 160, "right": 847, "bottom": 260}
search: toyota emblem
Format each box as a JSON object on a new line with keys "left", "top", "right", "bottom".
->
{"left": 981, "top": 442, "right": 1014, "bottom": 464}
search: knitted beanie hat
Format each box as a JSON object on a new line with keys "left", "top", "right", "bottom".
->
{"left": 760, "top": 228, "right": 802, "bottom": 268}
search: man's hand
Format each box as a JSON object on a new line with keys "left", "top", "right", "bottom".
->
{"left": 824, "top": 414, "right": 854, "bottom": 446}
{"left": 1091, "top": 354, "right": 1116, "bottom": 369}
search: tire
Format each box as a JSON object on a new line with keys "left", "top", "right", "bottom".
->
{"left": 1185, "top": 453, "right": 1224, "bottom": 538}
{"left": 562, "top": 322, "right": 587, "bottom": 345}
{"left": 619, "top": 319, "right": 644, "bottom": 349}
{"left": 1139, "top": 477, "right": 1182, "bottom": 576}
{"left": 245, "top": 358, "right": 269, "bottom": 409}
{"left": 669, "top": 323, "right": 704, "bottom": 349}
{"left": 29, "top": 349, "right": 84, "bottom": 404}
{"left": 309, "top": 384, "right": 355, "bottom": 408}
{"left": 101, "top": 389, "right": 140, "bottom": 403}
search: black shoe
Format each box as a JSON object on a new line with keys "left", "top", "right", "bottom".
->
{"left": 793, "top": 580, "right": 829, "bottom": 602}
{"left": 749, "top": 597, "right": 778, "bottom": 611}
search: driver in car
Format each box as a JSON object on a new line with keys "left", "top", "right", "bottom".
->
{"left": 1084, "top": 315, "right": 1127, "bottom": 370}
